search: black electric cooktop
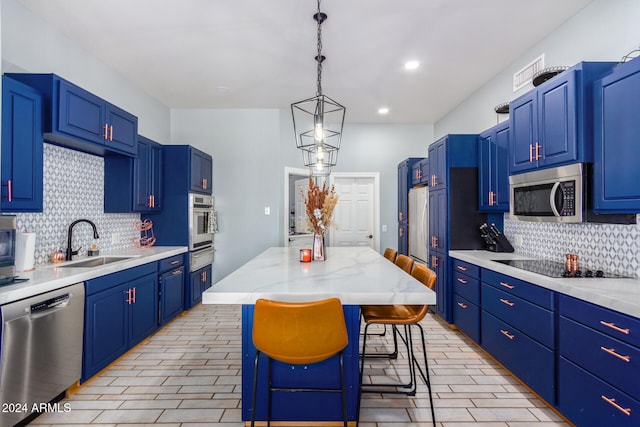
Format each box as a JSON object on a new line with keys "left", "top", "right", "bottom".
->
{"left": 493, "top": 259, "right": 629, "bottom": 279}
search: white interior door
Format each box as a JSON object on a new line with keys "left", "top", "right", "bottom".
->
{"left": 331, "top": 176, "right": 375, "bottom": 248}
{"left": 294, "top": 178, "right": 310, "bottom": 233}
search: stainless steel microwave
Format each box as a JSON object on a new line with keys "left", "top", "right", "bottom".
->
{"left": 509, "top": 164, "right": 584, "bottom": 223}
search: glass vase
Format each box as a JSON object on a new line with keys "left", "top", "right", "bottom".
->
{"left": 313, "top": 233, "right": 326, "bottom": 261}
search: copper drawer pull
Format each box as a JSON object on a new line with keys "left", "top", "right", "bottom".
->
{"left": 172, "top": 269, "right": 181, "bottom": 275}
{"left": 499, "top": 281, "right": 515, "bottom": 290}
{"left": 170, "top": 260, "right": 180, "bottom": 265}
{"left": 601, "top": 346, "right": 631, "bottom": 363}
{"left": 600, "top": 321, "right": 630, "bottom": 335}
{"left": 456, "top": 265, "right": 467, "bottom": 272}
{"left": 500, "top": 329, "right": 515, "bottom": 340}
{"left": 457, "top": 302, "right": 468, "bottom": 309}
{"left": 602, "top": 395, "right": 632, "bottom": 416}
{"left": 457, "top": 278, "right": 468, "bottom": 284}
{"left": 500, "top": 298, "right": 515, "bottom": 307}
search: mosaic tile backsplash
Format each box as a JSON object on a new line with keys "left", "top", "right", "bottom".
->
{"left": 504, "top": 217, "right": 640, "bottom": 278}
{"left": 11, "top": 144, "right": 140, "bottom": 266}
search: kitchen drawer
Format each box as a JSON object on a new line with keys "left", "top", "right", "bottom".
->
{"left": 482, "top": 283, "right": 554, "bottom": 348}
{"left": 559, "top": 316, "right": 640, "bottom": 400}
{"left": 559, "top": 294, "right": 640, "bottom": 349}
{"left": 453, "top": 270, "right": 480, "bottom": 305}
{"left": 159, "top": 254, "right": 184, "bottom": 273}
{"left": 481, "top": 311, "right": 555, "bottom": 404}
{"left": 482, "top": 269, "right": 554, "bottom": 310}
{"left": 85, "top": 262, "right": 157, "bottom": 296}
{"left": 558, "top": 357, "right": 640, "bottom": 427}
{"left": 453, "top": 294, "right": 480, "bottom": 343}
{"left": 452, "top": 259, "right": 480, "bottom": 278}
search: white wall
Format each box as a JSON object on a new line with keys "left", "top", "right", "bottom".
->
{"left": 435, "top": 0, "right": 640, "bottom": 137}
{"left": 1, "top": 0, "right": 171, "bottom": 142}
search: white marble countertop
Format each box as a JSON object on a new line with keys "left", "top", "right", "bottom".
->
{"left": 203, "top": 246, "right": 436, "bottom": 305}
{"left": 450, "top": 250, "right": 640, "bottom": 319}
{"left": 0, "top": 246, "right": 187, "bottom": 305}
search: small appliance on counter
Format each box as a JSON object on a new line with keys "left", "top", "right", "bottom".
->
{"left": 479, "top": 223, "right": 514, "bottom": 253}
{"left": 0, "top": 215, "right": 17, "bottom": 285}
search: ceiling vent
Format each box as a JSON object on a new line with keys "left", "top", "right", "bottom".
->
{"left": 513, "top": 54, "right": 545, "bottom": 92}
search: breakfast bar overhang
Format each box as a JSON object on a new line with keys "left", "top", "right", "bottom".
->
{"left": 202, "top": 246, "right": 436, "bottom": 424}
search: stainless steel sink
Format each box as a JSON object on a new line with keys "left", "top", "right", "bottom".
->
{"left": 60, "top": 256, "right": 137, "bottom": 268}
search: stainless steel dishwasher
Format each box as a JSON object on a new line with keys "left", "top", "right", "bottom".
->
{"left": 0, "top": 282, "right": 85, "bottom": 427}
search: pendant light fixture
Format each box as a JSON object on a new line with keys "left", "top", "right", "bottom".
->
{"left": 291, "top": 0, "right": 346, "bottom": 177}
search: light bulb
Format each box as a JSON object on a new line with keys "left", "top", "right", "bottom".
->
{"left": 314, "top": 123, "right": 324, "bottom": 142}
{"left": 316, "top": 160, "right": 324, "bottom": 172}
{"left": 317, "top": 146, "right": 325, "bottom": 160}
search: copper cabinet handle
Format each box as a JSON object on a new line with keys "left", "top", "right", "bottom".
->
{"left": 529, "top": 143, "right": 534, "bottom": 162}
{"left": 202, "top": 178, "right": 208, "bottom": 189}
{"left": 600, "top": 346, "right": 631, "bottom": 363}
{"left": 103, "top": 124, "right": 109, "bottom": 139}
{"left": 500, "top": 329, "right": 515, "bottom": 340}
{"left": 535, "top": 142, "right": 542, "bottom": 160}
{"left": 132, "top": 287, "right": 136, "bottom": 303}
{"left": 125, "top": 288, "right": 133, "bottom": 304}
{"left": 2, "top": 180, "right": 12, "bottom": 202}
{"left": 500, "top": 281, "right": 515, "bottom": 290}
{"left": 433, "top": 236, "right": 438, "bottom": 248}
{"left": 172, "top": 269, "right": 181, "bottom": 275}
{"left": 109, "top": 125, "right": 113, "bottom": 141}
{"left": 399, "top": 227, "right": 404, "bottom": 237}
{"left": 170, "top": 260, "right": 180, "bottom": 265}
{"left": 489, "top": 191, "right": 495, "bottom": 206}
{"left": 431, "top": 256, "right": 439, "bottom": 268}
{"left": 457, "top": 278, "right": 468, "bottom": 284}
{"left": 457, "top": 302, "right": 468, "bottom": 309}
{"left": 201, "top": 270, "right": 207, "bottom": 282}
{"left": 456, "top": 265, "right": 467, "bottom": 271}
{"left": 601, "top": 395, "right": 632, "bottom": 416}
{"left": 500, "top": 298, "right": 515, "bottom": 307}
{"left": 600, "top": 321, "right": 630, "bottom": 335}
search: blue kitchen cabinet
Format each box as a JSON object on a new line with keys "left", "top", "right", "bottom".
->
{"left": 480, "top": 269, "right": 556, "bottom": 403}
{"left": 478, "top": 121, "right": 509, "bottom": 212}
{"left": 557, "top": 294, "right": 640, "bottom": 426}
{"left": 82, "top": 263, "right": 158, "bottom": 382}
{"left": 593, "top": 56, "right": 640, "bottom": 213}
{"left": 1, "top": 76, "right": 43, "bottom": 212}
{"left": 5, "top": 73, "right": 137, "bottom": 157}
{"left": 411, "top": 158, "right": 429, "bottom": 186}
{"left": 397, "top": 157, "right": 422, "bottom": 255}
{"left": 188, "top": 264, "right": 212, "bottom": 308}
{"left": 509, "top": 62, "right": 615, "bottom": 175}
{"left": 105, "top": 135, "right": 163, "bottom": 213}
{"left": 427, "top": 135, "right": 486, "bottom": 323}
{"left": 190, "top": 147, "right": 213, "bottom": 194}
{"left": 428, "top": 139, "right": 446, "bottom": 191}
{"left": 159, "top": 254, "right": 185, "bottom": 325}
{"left": 451, "top": 259, "right": 481, "bottom": 343}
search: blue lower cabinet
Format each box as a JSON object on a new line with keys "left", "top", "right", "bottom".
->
{"left": 83, "top": 264, "right": 158, "bottom": 382}
{"left": 558, "top": 357, "right": 640, "bottom": 427}
{"left": 453, "top": 294, "right": 480, "bottom": 343}
{"left": 481, "top": 311, "right": 555, "bottom": 403}
{"left": 159, "top": 265, "right": 185, "bottom": 325}
{"left": 187, "top": 264, "right": 212, "bottom": 309}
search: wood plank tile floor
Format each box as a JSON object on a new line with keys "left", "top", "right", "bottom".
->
{"left": 30, "top": 304, "right": 570, "bottom": 426}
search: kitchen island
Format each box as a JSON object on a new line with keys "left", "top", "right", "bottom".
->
{"left": 202, "top": 246, "right": 436, "bottom": 424}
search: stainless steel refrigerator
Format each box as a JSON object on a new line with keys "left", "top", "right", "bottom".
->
{"left": 409, "top": 186, "right": 429, "bottom": 264}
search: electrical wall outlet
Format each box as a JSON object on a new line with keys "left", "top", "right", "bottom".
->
{"left": 111, "top": 233, "right": 119, "bottom": 244}
{"left": 264, "top": 207, "right": 270, "bottom": 215}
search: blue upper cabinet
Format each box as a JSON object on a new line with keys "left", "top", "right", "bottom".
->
{"left": 104, "top": 136, "right": 163, "bottom": 213}
{"left": 411, "top": 158, "right": 429, "bottom": 186}
{"left": 1, "top": 76, "right": 44, "bottom": 212}
{"left": 428, "top": 139, "right": 447, "bottom": 190}
{"left": 6, "top": 73, "right": 138, "bottom": 157}
{"left": 190, "top": 147, "right": 213, "bottom": 195}
{"left": 478, "top": 121, "right": 509, "bottom": 212}
{"left": 509, "top": 62, "right": 615, "bottom": 175}
{"left": 593, "top": 56, "right": 640, "bottom": 213}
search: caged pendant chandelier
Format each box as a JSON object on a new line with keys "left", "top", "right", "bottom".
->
{"left": 291, "top": 0, "right": 346, "bottom": 177}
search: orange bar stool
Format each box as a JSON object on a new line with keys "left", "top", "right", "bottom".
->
{"left": 251, "top": 298, "right": 349, "bottom": 427}
{"left": 394, "top": 253, "right": 414, "bottom": 273}
{"left": 359, "top": 263, "right": 436, "bottom": 427}
{"left": 383, "top": 247, "right": 398, "bottom": 263}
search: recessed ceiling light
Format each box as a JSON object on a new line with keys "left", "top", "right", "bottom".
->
{"left": 378, "top": 107, "right": 390, "bottom": 115}
{"left": 404, "top": 60, "right": 420, "bottom": 70}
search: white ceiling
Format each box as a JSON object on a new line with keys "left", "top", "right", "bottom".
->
{"left": 17, "top": 0, "right": 593, "bottom": 124}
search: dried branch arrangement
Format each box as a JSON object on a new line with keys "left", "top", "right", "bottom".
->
{"left": 302, "top": 177, "right": 339, "bottom": 235}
